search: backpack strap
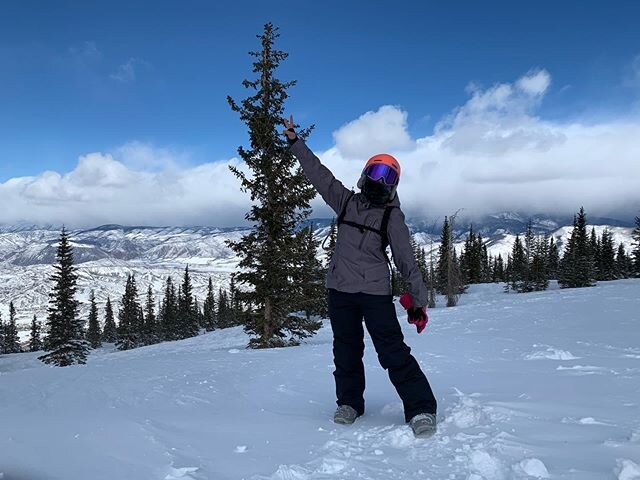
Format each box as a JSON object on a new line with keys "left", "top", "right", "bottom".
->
{"left": 337, "top": 191, "right": 355, "bottom": 225}
{"left": 380, "top": 206, "right": 394, "bottom": 251}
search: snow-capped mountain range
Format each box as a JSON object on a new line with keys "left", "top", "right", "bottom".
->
{"left": 0, "top": 213, "right": 636, "bottom": 331}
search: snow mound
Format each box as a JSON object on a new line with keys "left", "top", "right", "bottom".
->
{"left": 514, "top": 458, "right": 550, "bottom": 478}
{"left": 525, "top": 346, "right": 580, "bottom": 360}
{"left": 616, "top": 459, "right": 640, "bottom": 480}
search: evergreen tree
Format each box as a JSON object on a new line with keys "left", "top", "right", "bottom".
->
{"left": 508, "top": 235, "right": 528, "bottom": 292}
{"left": 102, "top": 296, "right": 117, "bottom": 342}
{"left": 597, "top": 229, "right": 616, "bottom": 281}
{"left": 29, "top": 314, "right": 42, "bottom": 352}
{"left": 217, "top": 287, "right": 230, "bottom": 328}
{"left": 616, "top": 243, "right": 632, "bottom": 279}
{"left": 116, "top": 273, "right": 143, "bottom": 350}
{"left": 86, "top": 290, "right": 102, "bottom": 349}
{"left": 160, "top": 276, "right": 178, "bottom": 340}
{"left": 436, "top": 217, "right": 452, "bottom": 294}
{"left": 202, "top": 277, "right": 217, "bottom": 331}
{"left": 295, "top": 226, "right": 328, "bottom": 322}
{"left": 492, "top": 254, "right": 506, "bottom": 283}
{"left": 144, "top": 285, "right": 158, "bottom": 345}
{"left": 227, "top": 23, "right": 318, "bottom": 348}
{"left": 531, "top": 235, "right": 550, "bottom": 291}
{"left": 39, "top": 227, "right": 88, "bottom": 366}
{"left": 177, "top": 266, "right": 199, "bottom": 339}
{"left": 547, "top": 237, "right": 560, "bottom": 279}
{"left": 633, "top": 216, "right": 640, "bottom": 277}
{"left": 427, "top": 261, "right": 437, "bottom": 308}
{"left": 4, "top": 301, "right": 21, "bottom": 353}
{"left": 559, "top": 207, "right": 596, "bottom": 288}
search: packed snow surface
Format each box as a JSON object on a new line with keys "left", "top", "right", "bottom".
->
{"left": 1, "top": 280, "right": 640, "bottom": 479}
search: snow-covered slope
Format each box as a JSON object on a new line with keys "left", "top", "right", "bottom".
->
{"left": 2, "top": 280, "right": 639, "bottom": 479}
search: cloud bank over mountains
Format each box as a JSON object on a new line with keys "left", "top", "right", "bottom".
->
{"left": 1, "top": 69, "right": 639, "bottom": 228}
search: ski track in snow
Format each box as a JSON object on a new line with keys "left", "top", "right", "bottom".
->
{"left": 1, "top": 280, "right": 640, "bottom": 479}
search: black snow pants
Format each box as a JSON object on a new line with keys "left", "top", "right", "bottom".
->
{"left": 328, "top": 288, "right": 437, "bottom": 423}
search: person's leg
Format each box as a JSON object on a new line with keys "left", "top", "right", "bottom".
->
{"left": 328, "top": 289, "right": 366, "bottom": 416}
{"left": 361, "top": 293, "right": 437, "bottom": 422}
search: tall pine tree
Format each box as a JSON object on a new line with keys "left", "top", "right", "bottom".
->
{"left": 202, "top": 277, "right": 217, "bottom": 331}
{"left": 86, "top": 290, "right": 102, "bottom": 349}
{"left": 29, "top": 314, "right": 42, "bottom": 352}
{"left": 116, "top": 273, "right": 143, "bottom": 350}
{"left": 39, "top": 227, "right": 88, "bottom": 366}
{"left": 4, "top": 301, "right": 21, "bottom": 353}
{"left": 559, "top": 207, "right": 596, "bottom": 288}
{"left": 177, "top": 266, "right": 199, "bottom": 339}
{"left": 102, "top": 296, "right": 117, "bottom": 342}
{"left": 227, "top": 23, "right": 318, "bottom": 347}
{"left": 144, "top": 285, "right": 159, "bottom": 345}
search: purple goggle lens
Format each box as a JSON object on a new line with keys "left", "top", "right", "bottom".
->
{"left": 364, "top": 164, "right": 399, "bottom": 185}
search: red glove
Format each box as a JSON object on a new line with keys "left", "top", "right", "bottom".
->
{"left": 399, "top": 293, "right": 428, "bottom": 334}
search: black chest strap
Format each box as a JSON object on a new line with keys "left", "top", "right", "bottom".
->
{"left": 337, "top": 191, "right": 396, "bottom": 253}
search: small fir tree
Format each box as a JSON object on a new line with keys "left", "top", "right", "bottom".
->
{"left": 116, "top": 273, "right": 143, "bottom": 350}
{"left": 202, "top": 277, "right": 217, "bottom": 331}
{"left": 559, "top": 207, "right": 596, "bottom": 288}
{"left": 4, "top": 301, "right": 22, "bottom": 353}
{"left": 102, "top": 296, "right": 117, "bottom": 342}
{"left": 29, "top": 314, "right": 43, "bottom": 352}
{"left": 86, "top": 290, "right": 102, "bottom": 349}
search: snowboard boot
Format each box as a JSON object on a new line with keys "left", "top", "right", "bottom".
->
{"left": 333, "top": 405, "right": 359, "bottom": 425}
{"left": 409, "top": 413, "right": 437, "bottom": 437}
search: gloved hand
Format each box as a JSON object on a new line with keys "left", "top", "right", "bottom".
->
{"left": 282, "top": 115, "right": 297, "bottom": 144}
{"left": 399, "top": 293, "right": 428, "bottom": 334}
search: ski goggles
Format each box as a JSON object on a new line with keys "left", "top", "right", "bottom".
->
{"left": 363, "top": 163, "right": 399, "bottom": 185}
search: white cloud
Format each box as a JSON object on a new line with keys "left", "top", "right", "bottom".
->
{"left": 333, "top": 105, "right": 414, "bottom": 159}
{"left": 1, "top": 68, "right": 639, "bottom": 228}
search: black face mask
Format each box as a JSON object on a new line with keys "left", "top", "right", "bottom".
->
{"left": 362, "top": 177, "right": 393, "bottom": 206}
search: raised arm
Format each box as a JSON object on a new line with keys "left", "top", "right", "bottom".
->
{"left": 387, "top": 208, "right": 428, "bottom": 308}
{"left": 283, "top": 115, "right": 351, "bottom": 214}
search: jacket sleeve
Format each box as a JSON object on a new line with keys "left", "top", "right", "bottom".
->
{"left": 387, "top": 207, "right": 428, "bottom": 308}
{"left": 289, "top": 138, "right": 352, "bottom": 214}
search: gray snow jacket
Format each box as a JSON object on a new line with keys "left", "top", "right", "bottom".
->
{"left": 290, "top": 138, "right": 428, "bottom": 308}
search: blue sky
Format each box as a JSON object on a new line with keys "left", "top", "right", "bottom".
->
{"left": 1, "top": 0, "right": 639, "bottom": 181}
{"left": 1, "top": 1, "right": 639, "bottom": 227}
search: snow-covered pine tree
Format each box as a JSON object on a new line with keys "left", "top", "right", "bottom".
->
{"left": 177, "top": 266, "right": 199, "bottom": 339}
{"left": 116, "top": 273, "right": 143, "bottom": 350}
{"left": 4, "top": 301, "right": 21, "bottom": 353}
{"left": 86, "top": 290, "right": 102, "bottom": 349}
{"left": 144, "top": 285, "right": 158, "bottom": 345}
{"left": 590, "top": 227, "right": 600, "bottom": 279}
{"left": 39, "top": 227, "right": 88, "bottom": 366}
{"left": 102, "top": 296, "right": 117, "bottom": 343}
{"left": 227, "top": 23, "right": 317, "bottom": 348}
{"left": 202, "top": 277, "right": 216, "bottom": 331}
{"left": 295, "top": 226, "right": 327, "bottom": 323}
{"left": 632, "top": 215, "right": 640, "bottom": 277}
{"left": 559, "top": 207, "right": 596, "bottom": 288}
{"left": 29, "top": 314, "right": 42, "bottom": 352}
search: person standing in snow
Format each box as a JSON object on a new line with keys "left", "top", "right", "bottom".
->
{"left": 283, "top": 116, "right": 437, "bottom": 436}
